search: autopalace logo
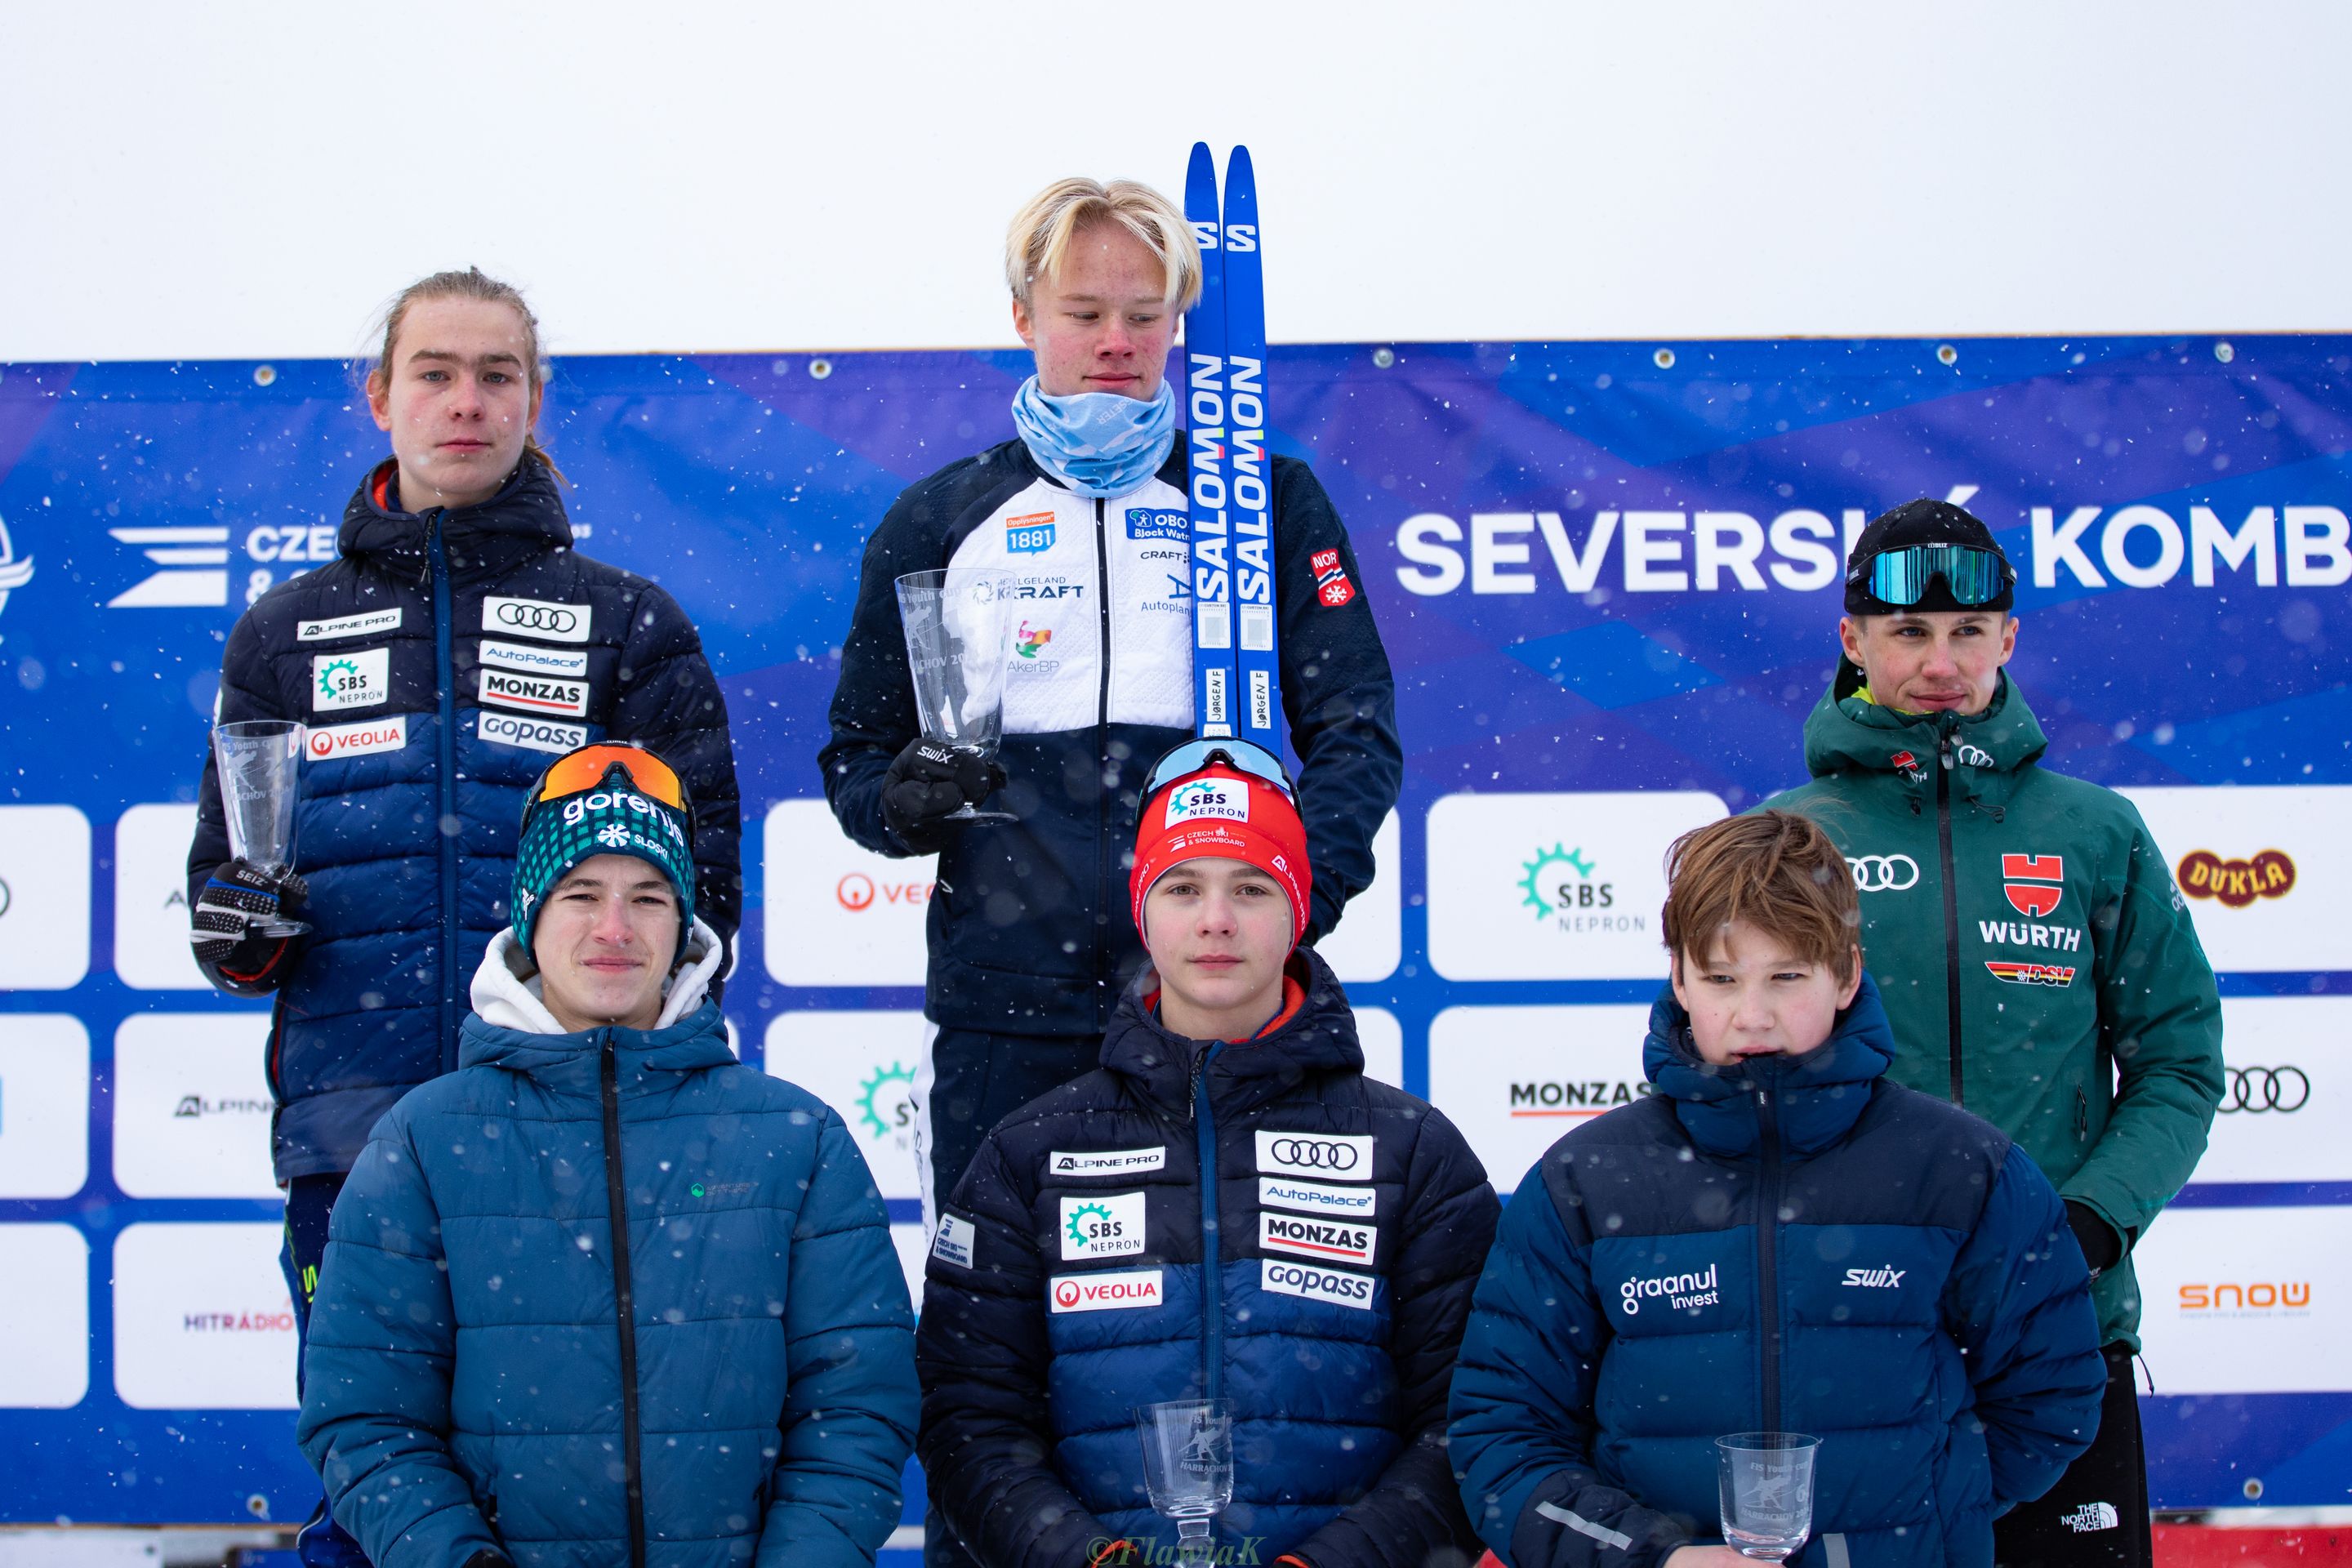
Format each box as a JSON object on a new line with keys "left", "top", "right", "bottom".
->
{"left": 1519, "top": 844, "right": 1642, "bottom": 934}
{"left": 2178, "top": 849, "right": 2296, "bottom": 908}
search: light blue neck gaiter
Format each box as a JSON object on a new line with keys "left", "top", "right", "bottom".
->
{"left": 1009, "top": 375, "right": 1178, "bottom": 500}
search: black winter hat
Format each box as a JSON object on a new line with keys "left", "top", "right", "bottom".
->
{"left": 1844, "top": 497, "right": 2016, "bottom": 614}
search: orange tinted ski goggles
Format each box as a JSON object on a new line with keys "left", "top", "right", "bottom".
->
{"left": 523, "top": 742, "right": 689, "bottom": 825}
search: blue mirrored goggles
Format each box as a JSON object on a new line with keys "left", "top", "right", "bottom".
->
{"left": 1142, "top": 738, "right": 1296, "bottom": 804}
{"left": 1851, "top": 543, "right": 2015, "bottom": 607}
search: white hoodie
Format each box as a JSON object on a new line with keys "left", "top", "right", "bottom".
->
{"left": 469, "top": 917, "right": 728, "bottom": 1036}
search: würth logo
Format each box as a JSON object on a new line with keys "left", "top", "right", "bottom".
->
{"left": 2000, "top": 853, "right": 2065, "bottom": 918}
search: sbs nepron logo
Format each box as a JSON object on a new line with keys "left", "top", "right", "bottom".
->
{"left": 1518, "top": 844, "right": 1641, "bottom": 937}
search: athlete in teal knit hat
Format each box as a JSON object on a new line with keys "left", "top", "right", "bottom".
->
{"left": 512, "top": 742, "right": 697, "bottom": 965}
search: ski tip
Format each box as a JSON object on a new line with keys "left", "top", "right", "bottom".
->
{"left": 1226, "top": 144, "right": 1255, "bottom": 182}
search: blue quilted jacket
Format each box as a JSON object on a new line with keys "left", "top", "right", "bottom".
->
{"left": 1448, "top": 979, "right": 2105, "bottom": 1568}
{"left": 916, "top": 949, "right": 1499, "bottom": 1568}
{"left": 296, "top": 929, "right": 917, "bottom": 1568}
{"left": 189, "top": 457, "right": 741, "bottom": 1182}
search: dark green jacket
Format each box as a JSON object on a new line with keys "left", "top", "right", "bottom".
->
{"left": 1771, "top": 662, "right": 2223, "bottom": 1347}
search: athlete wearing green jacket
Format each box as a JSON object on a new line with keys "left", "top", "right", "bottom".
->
{"left": 1769, "top": 499, "right": 2222, "bottom": 1568}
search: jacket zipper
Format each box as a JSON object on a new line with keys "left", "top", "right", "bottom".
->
{"left": 1094, "top": 497, "right": 1114, "bottom": 1027}
{"left": 1191, "top": 1041, "right": 1227, "bottom": 1403}
{"left": 1755, "top": 1084, "right": 1784, "bottom": 1434}
{"left": 429, "top": 514, "right": 461, "bottom": 1069}
{"left": 1934, "top": 719, "right": 1964, "bottom": 1107}
{"left": 599, "top": 1036, "right": 648, "bottom": 1568}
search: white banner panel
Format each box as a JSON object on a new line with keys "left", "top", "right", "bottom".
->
{"left": 114, "top": 803, "right": 205, "bottom": 991}
{"left": 0, "top": 1223, "right": 90, "bottom": 1408}
{"left": 114, "top": 1223, "right": 296, "bottom": 1410}
{"left": 2189, "top": 996, "right": 2344, "bottom": 1185}
{"left": 2117, "top": 785, "right": 2352, "bottom": 973}
{"left": 1426, "top": 792, "right": 1726, "bottom": 980}
{"left": 0, "top": 1014, "right": 89, "bottom": 1199}
{"left": 1428, "top": 1004, "right": 1655, "bottom": 1194}
{"left": 2133, "top": 1205, "right": 2352, "bottom": 1394}
{"left": 114, "top": 1013, "right": 277, "bottom": 1198}
{"left": 763, "top": 800, "right": 937, "bottom": 987}
{"left": 1354, "top": 1006, "right": 1404, "bottom": 1091}
{"left": 765, "top": 1010, "right": 926, "bottom": 1202}
{"left": 1315, "top": 811, "right": 1402, "bottom": 984}
{"left": 0, "top": 805, "right": 91, "bottom": 989}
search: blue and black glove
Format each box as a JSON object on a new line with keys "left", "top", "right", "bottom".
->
{"left": 881, "top": 738, "right": 1004, "bottom": 854}
{"left": 189, "top": 858, "right": 306, "bottom": 985}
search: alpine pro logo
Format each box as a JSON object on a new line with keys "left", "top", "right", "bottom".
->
{"left": 2001, "top": 853, "right": 2066, "bottom": 919}
{"left": 1619, "top": 1263, "right": 1719, "bottom": 1317}
{"left": 1007, "top": 512, "right": 1057, "bottom": 555}
{"left": 1060, "top": 1191, "right": 1147, "bottom": 1260}
{"left": 2220, "top": 1066, "right": 2310, "bottom": 1113}
{"left": 1261, "top": 1258, "right": 1376, "bottom": 1312}
{"left": 1986, "top": 960, "right": 2078, "bottom": 987}
{"left": 482, "top": 595, "right": 591, "bottom": 644}
{"left": 1259, "top": 1210, "right": 1377, "bottom": 1265}
{"left": 477, "top": 711, "right": 588, "bottom": 755}
{"left": 304, "top": 715, "right": 407, "bottom": 762}
{"left": 1847, "top": 854, "right": 1919, "bottom": 893}
{"left": 2178, "top": 849, "right": 2296, "bottom": 908}
{"left": 296, "top": 608, "right": 400, "bottom": 642}
{"left": 1048, "top": 1267, "right": 1163, "bottom": 1314}
{"left": 1051, "top": 1147, "right": 1167, "bottom": 1176}
{"left": 479, "top": 668, "right": 590, "bottom": 718}
{"left": 1165, "top": 778, "right": 1249, "bottom": 826}
{"left": 1257, "top": 1130, "right": 1373, "bottom": 1178}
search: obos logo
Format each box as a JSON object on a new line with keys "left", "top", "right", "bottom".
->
{"left": 2179, "top": 849, "right": 2296, "bottom": 908}
{"left": 1165, "top": 779, "right": 1248, "bottom": 826}
{"left": 1519, "top": 844, "right": 1639, "bottom": 935}
{"left": 1126, "top": 509, "right": 1187, "bottom": 542}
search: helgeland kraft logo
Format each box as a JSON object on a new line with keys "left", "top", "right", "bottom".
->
{"left": 1619, "top": 1263, "right": 1718, "bottom": 1316}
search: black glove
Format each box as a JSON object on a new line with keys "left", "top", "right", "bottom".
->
{"left": 881, "top": 739, "right": 1004, "bottom": 853}
{"left": 189, "top": 859, "right": 307, "bottom": 969}
{"left": 2065, "top": 1200, "right": 2123, "bottom": 1276}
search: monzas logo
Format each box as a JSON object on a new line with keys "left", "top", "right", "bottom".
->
{"left": 856, "top": 1062, "right": 916, "bottom": 1143}
{"left": 1519, "top": 844, "right": 1640, "bottom": 936}
{"left": 1165, "top": 778, "right": 1248, "bottom": 826}
{"left": 1508, "top": 1080, "right": 1650, "bottom": 1119}
{"left": 2178, "top": 1280, "right": 2313, "bottom": 1316}
{"left": 2179, "top": 849, "right": 2296, "bottom": 908}
{"left": 1619, "top": 1263, "right": 1719, "bottom": 1316}
{"left": 1007, "top": 511, "right": 1057, "bottom": 555}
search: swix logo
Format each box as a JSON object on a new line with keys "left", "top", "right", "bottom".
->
{"left": 2179, "top": 1281, "right": 2313, "bottom": 1314}
{"left": 1978, "top": 920, "right": 2082, "bottom": 952}
{"left": 1006, "top": 513, "right": 1057, "bottom": 555}
{"left": 2001, "top": 853, "right": 2065, "bottom": 918}
{"left": 834, "top": 872, "right": 931, "bottom": 912}
{"left": 1842, "top": 1266, "right": 1908, "bottom": 1289}
{"left": 1986, "top": 960, "right": 2078, "bottom": 987}
{"left": 1618, "top": 1263, "right": 1719, "bottom": 1316}
{"left": 2178, "top": 849, "right": 2296, "bottom": 907}
{"left": 1048, "top": 1267, "right": 1164, "bottom": 1314}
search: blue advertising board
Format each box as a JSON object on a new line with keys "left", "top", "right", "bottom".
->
{"left": 1, "top": 334, "right": 2346, "bottom": 1521}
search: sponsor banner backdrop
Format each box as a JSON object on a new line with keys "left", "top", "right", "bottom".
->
{"left": 0, "top": 1224, "right": 91, "bottom": 1408}
{"left": 5, "top": 337, "right": 2352, "bottom": 1512}
{"left": 112, "top": 1013, "right": 278, "bottom": 1199}
{"left": 2134, "top": 1207, "right": 2352, "bottom": 1395}
{"left": 2191, "top": 997, "right": 2341, "bottom": 1184}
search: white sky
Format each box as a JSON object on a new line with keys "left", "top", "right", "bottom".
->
{"left": 4, "top": 2, "right": 2347, "bottom": 362}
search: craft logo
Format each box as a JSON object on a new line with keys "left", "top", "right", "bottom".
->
{"left": 173, "top": 1094, "right": 270, "bottom": 1119}
{"left": 1061, "top": 1192, "right": 1147, "bottom": 1260}
{"left": 1165, "top": 778, "right": 1248, "bottom": 826}
{"left": 1848, "top": 854, "right": 1919, "bottom": 893}
{"left": 1015, "top": 621, "right": 1053, "bottom": 658}
{"left": 0, "top": 512, "right": 35, "bottom": 621}
{"left": 1007, "top": 512, "right": 1058, "bottom": 555}
{"left": 1049, "top": 1267, "right": 1164, "bottom": 1313}
{"left": 1508, "top": 1080, "right": 1650, "bottom": 1118}
{"left": 1126, "top": 509, "right": 1188, "bottom": 542}
{"left": 2178, "top": 849, "right": 2296, "bottom": 908}
{"left": 835, "top": 871, "right": 931, "bottom": 913}
{"left": 183, "top": 1310, "right": 296, "bottom": 1333}
{"left": 1619, "top": 1263, "right": 1718, "bottom": 1316}
{"left": 2220, "top": 1065, "right": 2309, "bottom": 1113}
{"left": 1310, "top": 547, "right": 1356, "bottom": 608}
{"left": 2000, "top": 853, "right": 2065, "bottom": 918}
{"left": 1520, "top": 844, "right": 1640, "bottom": 935}
{"left": 1986, "top": 960, "right": 2077, "bottom": 988}
{"left": 1841, "top": 1266, "right": 1907, "bottom": 1290}
{"left": 855, "top": 1062, "right": 916, "bottom": 1146}
{"left": 2178, "top": 1280, "right": 2314, "bottom": 1316}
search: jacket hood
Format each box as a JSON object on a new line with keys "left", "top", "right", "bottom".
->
{"left": 1802, "top": 660, "right": 2048, "bottom": 782}
{"left": 337, "top": 455, "right": 573, "bottom": 568}
{"left": 460, "top": 917, "right": 731, "bottom": 1082}
{"left": 1099, "top": 945, "right": 1363, "bottom": 1120}
{"left": 1642, "top": 972, "right": 1895, "bottom": 1159}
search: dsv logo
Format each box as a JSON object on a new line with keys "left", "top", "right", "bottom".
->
{"left": 2220, "top": 1066, "right": 2309, "bottom": 1113}
{"left": 497, "top": 603, "right": 578, "bottom": 634}
{"left": 1269, "top": 1138, "right": 1358, "bottom": 1171}
{"left": 1847, "top": 855, "right": 1920, "bottom": 893}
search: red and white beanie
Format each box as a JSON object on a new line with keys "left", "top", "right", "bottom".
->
{"left": 1129, "top": 763, "right": 1313, "bottom": 949}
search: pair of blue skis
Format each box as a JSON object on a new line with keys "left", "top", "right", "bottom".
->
{"left": 1184, "top": 142, "right": 1281, "bottom": 751}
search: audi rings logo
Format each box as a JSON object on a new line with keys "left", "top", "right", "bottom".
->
{"left": 497, "top": 603, "right": 577, "bottom": 635}
{"left": 1269, "top": 1138, "right": 1360, "bottom": 1172}
{"left": 1847, "top": 855, "right": 1920, "bottom": 893}
{"left": 2220, "top": 1066, "right": 2310, "bottom": 1113}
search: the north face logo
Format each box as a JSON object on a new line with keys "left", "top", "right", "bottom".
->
{"left": 2061, "top": 1502, "right": 2119, "bottom": 1533}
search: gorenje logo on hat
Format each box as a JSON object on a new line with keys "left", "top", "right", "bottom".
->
{"left": 1165, "top": 777, "right": 1249, "bottom": 826}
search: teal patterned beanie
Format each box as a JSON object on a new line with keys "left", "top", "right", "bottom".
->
{"left": 512, "top": 764, "right": 696, "bottom": 962}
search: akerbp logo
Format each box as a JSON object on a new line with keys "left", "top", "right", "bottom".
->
{"left": 1520, "top": 845, "right": 1637, "bottom": 934}
{"left": 1015, "top": 621, "right": 1053, "bottom": 658}
{"left": 1007, "top": 511, "right": 1057, "bottom": 555}
{"left": 2179, "top": 849, "right": 2296, "bottom": 908}
{"left": 1165, "top": 778, "right": 1248, "bottom": 826}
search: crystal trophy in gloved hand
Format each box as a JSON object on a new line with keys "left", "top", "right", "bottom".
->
{"left": 211, "top": 719, "right": 312, "bottom": 937}
{"left": 895, "top": 567, "right": 1017, "bottom": 824}
{"left": 1137, "top": 1399, "right": 1233, "bottom": 1566}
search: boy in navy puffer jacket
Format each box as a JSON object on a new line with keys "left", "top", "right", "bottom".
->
{"left": 1449, "top": 811, "right": 2105, "bottom": 1568}
{"left": 917, "top": 742, "right": 1497, "bottom": 1568}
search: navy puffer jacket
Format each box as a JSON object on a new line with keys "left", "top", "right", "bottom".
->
{"left": 297, "top": 926, "right": 918, "bottom": 1568}
{"left": 917, "top": 948, "right": 1499, "bottom": 1568}
{"left": 188, "top": 458, "right": 740, "bottom": 1181}
{"left": 1448, "top": 979, "right": 2105, "bottom": 1568}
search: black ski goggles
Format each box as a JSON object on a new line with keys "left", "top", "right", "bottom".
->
{"left": 1142, "top": 737, "right": 1296, "bottom": 804}
{"left": 1850, "top": 542, "right": 2016, "bottom": 608}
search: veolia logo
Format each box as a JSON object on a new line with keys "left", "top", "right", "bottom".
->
{"left": 838, "top": 873, "right": 875, "bottom": 911}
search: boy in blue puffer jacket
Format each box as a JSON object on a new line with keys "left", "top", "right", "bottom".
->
{"left": 1449, "top": 810, "right": 2105, "bottom": 1568}
{"left": 298, "top": 745, "right": 915, "bottom": 1568}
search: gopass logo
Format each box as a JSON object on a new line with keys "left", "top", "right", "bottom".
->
{"left": 1519, "top": 844, "right": 1640, "bottom": 935}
